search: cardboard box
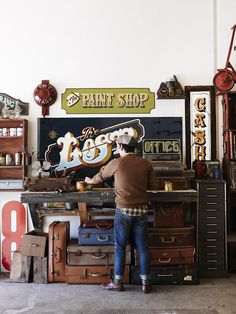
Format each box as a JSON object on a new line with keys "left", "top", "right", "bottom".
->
{"left": 21, "top": 230, "right": 48, "bottom": 257}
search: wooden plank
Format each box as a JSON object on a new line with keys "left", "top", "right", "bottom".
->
{"left": 33, "top": 256, "right": 48, "bottom": 284}
{"left": 9, "top": 251, "right": 33, "bottom": 283}
{"left": 20, "top": 189, "right": 197, "bottom": 204}
{"left": 21, "top": 191, "right": 115, "bottom": 204}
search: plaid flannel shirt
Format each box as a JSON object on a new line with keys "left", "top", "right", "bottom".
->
{"left": 120, "top": 205, "right": 148, "bottom": 216}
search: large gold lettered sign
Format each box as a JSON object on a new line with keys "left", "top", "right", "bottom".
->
{"left": 61, "top": 88, "right": 155, "bottom": 114}
{"left": 185, "top": 86, "right": 216, "bottom": 168}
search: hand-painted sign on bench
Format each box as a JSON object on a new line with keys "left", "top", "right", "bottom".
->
{"left": 38, "top": 117, "right": 182, "bottom": 179}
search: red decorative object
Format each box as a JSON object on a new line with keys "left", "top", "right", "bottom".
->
{"left": 33, "top": 80, "right": 57, "bottom": 117}
{"left": 213, "top": 25, "right": 236, "bottom": 93}
{"left": 1, "top": 201, "right": 27, "bottom": 271}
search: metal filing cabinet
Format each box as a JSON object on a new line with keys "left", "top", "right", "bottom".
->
{"left": 194, "top": 180, "right": 227, "bottom": 277}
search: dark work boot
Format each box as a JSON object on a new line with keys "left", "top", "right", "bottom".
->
{"left": 101, "top": 279, "right": 124, "bottom": 292}
{"left": 142, "top": 279, "right": 152, "bottom": 294}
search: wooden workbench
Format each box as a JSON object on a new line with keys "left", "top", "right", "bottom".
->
{"left": 20, "top": 188, "right": 198, "bottom": 228}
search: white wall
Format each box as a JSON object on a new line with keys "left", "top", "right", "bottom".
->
{"left": 0, "top": 0, "right": 236, "bottom": 202}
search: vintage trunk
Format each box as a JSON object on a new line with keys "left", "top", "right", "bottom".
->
{"left": 135, "top": 247, "right": 195, "bottom": 265}
{"left": 65, "top": 265, "right": 130, "bottom": 284}
{"left": 67, "top": 240, "right": 131, "bottom": 266}
{"left": 78, "top": 225, "right": 114, "bottom": 245}
{"left": 148, "top": 225, "right": 195, "bottom": 247}
{"left": 48, "top": 221, "right": 70, "bottom": 282}
{"left": 130, "top": 264, "right": 199, "bottom": 285}
{"left": 82, "top": 219, "right": 114, "bottom": 228}
{"left": 153, "top": 202, "right": 184, "bottom": 228}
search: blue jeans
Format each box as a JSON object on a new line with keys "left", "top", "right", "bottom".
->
{"left": 114, "top": 208, "right": 150, "bottom": 280}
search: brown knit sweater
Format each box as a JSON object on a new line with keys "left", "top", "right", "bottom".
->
{"left": 92, "top": 154, "right": 158, "bottom": 208}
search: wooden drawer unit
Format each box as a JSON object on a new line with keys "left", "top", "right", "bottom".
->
{"left": 194, "top": 180, "right": 227, "bottom": 277}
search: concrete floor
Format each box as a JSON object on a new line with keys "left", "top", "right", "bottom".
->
{"left": 0, "top": 273, "right": 236, "bottom": 314}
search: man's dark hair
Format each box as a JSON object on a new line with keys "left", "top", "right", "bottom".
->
{"left": 121, "top": 144, "right": 136, "bottom": 153}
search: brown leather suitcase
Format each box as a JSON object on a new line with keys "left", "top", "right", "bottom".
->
{"left": 148, "top": 225, "right": 195, "bottom": 248}
{"left": 153, "top": 202, "right": 184, "bottom": 228}
{"left": 48, "top": 221, "right": 70, "bottom": 282}
{"left": 67, "top": 239, "right": 131, "bottom": 266}
{"left": 82, "top": 219, "right": 114, "bottom": 229}
{"left": 65, "top": 265, "right": 130, "bottom": 284}
{"left": 135, "top": 247, "right": 195, "bottom": 266}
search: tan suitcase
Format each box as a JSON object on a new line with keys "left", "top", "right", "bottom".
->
{"left": 48, "top": 221, "right": 70, "bottom": 282}
{"left": 67, "top": 239, "right": 131, "bottom": 266}
{"left": 65, "top": 265, "right": 130, "bottom": 284}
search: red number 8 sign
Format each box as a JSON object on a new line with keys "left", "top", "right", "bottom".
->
{"left": 1, "top": 201, "right": 27, "bottom": 271}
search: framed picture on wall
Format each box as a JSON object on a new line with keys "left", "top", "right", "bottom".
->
{"left": 185, "top": 86, "right": 216, "bottom": 169}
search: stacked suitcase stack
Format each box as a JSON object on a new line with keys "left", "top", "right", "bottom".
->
{"left": 131, "top": 202, "right": 199, "bottom": 284}
{"left": 65, "top": 203, "right": 131, "bottom": 284}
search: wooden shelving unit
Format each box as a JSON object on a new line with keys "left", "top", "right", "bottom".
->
{"left": 0, "top": 119, "right": 28, "bottom": 190}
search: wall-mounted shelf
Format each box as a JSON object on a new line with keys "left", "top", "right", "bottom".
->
{"left": 0, "top": 119, "right": 28, "bottom": 190}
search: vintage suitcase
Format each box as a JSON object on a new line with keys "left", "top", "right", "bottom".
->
{"left": 78, "top": 224, "right": 114, "bottom": 245}
{"left": 65, "top": 265, "right": 130, "bottom": 284}
{"left": 48, "top": 221, "right": 70, "bottom": 283}
{"left": 130, "top": 264, "right": 199, "bottom": 285}
{"left": 148, "top": 225, "right": 195, "bottom": 248}
{"left": 67, "top": 239, "right": 131, "bottom": 266}
{"left": 153, "top": 202, "right": 184, "bottom": 228}
{"left": 134, "top": 247, "right": 195, "bottom": 266}
{"left": 82, "top": 219, "right": 114, "bottom": 229}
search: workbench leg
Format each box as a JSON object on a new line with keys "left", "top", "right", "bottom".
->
{"left": 28, "top": 204, "right": 41, "bottom": 229}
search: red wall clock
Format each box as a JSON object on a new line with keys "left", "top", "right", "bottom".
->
{"left": 33, "top": 80, "right": 57, "bottom": 117}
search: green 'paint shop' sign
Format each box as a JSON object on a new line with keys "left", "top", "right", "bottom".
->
{"left": 61, "top": 88, "right": 155, "bottom": 114}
